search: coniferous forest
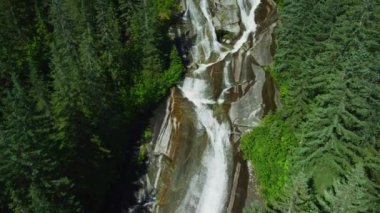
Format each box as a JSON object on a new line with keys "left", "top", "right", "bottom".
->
{"left": 242, "top": 0, "right": 380, "bottom": 212}
{"left": 1, "top": 0, "right": 379, "bottom": 212}
{"left": 0, "top": 0, "right": 182, "bottom": 212}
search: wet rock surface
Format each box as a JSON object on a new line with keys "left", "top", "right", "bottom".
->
{"left": 133, "top": 0, "right": 278, "bottom": 212}
{"left": 212, "top": 0, "right": 241, "bottom": 35}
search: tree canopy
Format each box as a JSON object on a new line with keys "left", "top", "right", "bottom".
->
{"left": 0, "top": 0, "right": 183, "bottom": 212}
{"left": 242, "top": 0, "right": 380, "bottom": 211}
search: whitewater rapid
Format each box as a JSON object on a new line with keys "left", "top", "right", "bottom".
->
{"left": 177, "top": 0, "right": 261, "bottom": 212}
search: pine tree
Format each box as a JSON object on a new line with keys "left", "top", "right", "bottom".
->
{"left": 0, "top": 75, "right": 78, "bottom": 212}
{"left": 50, "top": 1, "right": 107, "bottom": 210}
{"left": 50, "top": 0, "right": 83, "bottom": 147}
{"left": 268, "top": 173, "right": 318, "bottom": 213}
{"left": 318, "top": 164, "right": 379, "bottom": 213}
{"left": 258, "top": 0, "right": 380, "bottom": 210}
{"left": 0, "top": 75, "right": 38, "bottom": 211}
{"left": 293, "top": 0, "right": 379, "bottom": 192}
{"left": 0, "top": 0, "right": 36, "bottom": 99}
{"left": 95, "top": 0, "right": 123, "bottom": 82}
{"left": 0, "top": 0, "right": 183, "bottom": 211}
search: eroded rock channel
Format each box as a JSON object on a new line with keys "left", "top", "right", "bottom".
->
{"left": 132, "top": 0, "right": 279, "bottom": 212}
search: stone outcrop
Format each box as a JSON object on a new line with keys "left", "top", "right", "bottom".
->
{"left": 212, "top": 0, "right": 241, "bottom": 35}
{"left": 131, "top": 0, "right": 279, "bottom": 212}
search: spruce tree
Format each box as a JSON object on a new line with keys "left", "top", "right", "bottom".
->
{"left": 318, "top": 164, "right": 379, "bottom": 213}
{"left": 268, "top": 173, "right": 318, "bottom": 213}
{"left": 0, "top": 76, "right": 77, "bottom": 212}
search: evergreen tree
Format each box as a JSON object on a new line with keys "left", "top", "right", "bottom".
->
{"left": 0, "top": 0, "right": 36, "bottom": 99}
{"left": 243, "top": 0, "right": 380, "bottom": 210}
{"left": 0, "top": 75, "right": 41, "bottom": 211}
{"left": 0, "top": 0, "right": 182, "bottom": 211}
{"left": 95, "top": 0, "right": 124, "bottom": 82}
{"left": 268, "top": 173, "right": 318, "bottom": 213}
{"left": 318, "top": 164, "right": 379, "bottom": 212}
{"left": 0, "top": 76, "right": 77, "bottom": 212}
{"left": 295, "top": 0, "right": 379, "bottom": 192}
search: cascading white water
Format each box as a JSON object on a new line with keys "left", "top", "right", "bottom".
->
{"left": 177, "top": 0, "right": 261, "bottom": 212}
{"left": 131, "top": 0, "right": 279, "bottom": 212}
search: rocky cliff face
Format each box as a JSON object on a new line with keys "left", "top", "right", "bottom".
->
{"left": 131, "top": 0, "right": 278, "bottom": 212}
{"left": 212, "top": 0, "right": 241, "bottom": 35}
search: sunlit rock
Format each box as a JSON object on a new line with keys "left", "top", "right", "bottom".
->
{"left": 134, "top": 0, "right": 279, "bottom": 212}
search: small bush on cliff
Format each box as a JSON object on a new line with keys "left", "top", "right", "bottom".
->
{"left": 241, "top": 112, "right": 297, "bottom": 201}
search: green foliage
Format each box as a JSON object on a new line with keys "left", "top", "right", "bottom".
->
{"left": 137, "top": 128, "right": 154, "bottom": 164}
{"left": 128, "top": 0, "right": 183, "bottom": 108}
{"left": 154, "top": 0, "right": 180, "bottom": 20}
{"left": 243, "top": 0, "right": 380, "bottom": 211}
{"left": 244, "top": 200, "right": 264, "bottom": 213}
{"left": 0, "top": 0, "right": 183, "bottom": 211}
{"left": 137, "top": 143, "right": 149, "bottom": 165}
{"left": 268, "top": 173, "right": 318, "bottom": 213}
{"left": 144, "top": 129, "right": 153, "bottom": 140}
{"left": 0, "top": 76, "right": 79, "bottom": 212}
{"left": 318, "top": 164, "right": 380, "bottom": 213}
{"left": 241, "top": 112, "right": 297, "bottom": 201}
{"left": 130, "top": 45, "right": 183, "bottom": 108}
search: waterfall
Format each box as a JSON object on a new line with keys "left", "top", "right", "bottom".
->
{"left": 136, "top": 0, "right": 279, "bottom": 212}
{"left": 177, "top": 1, "right": 261, "bottom": 212}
